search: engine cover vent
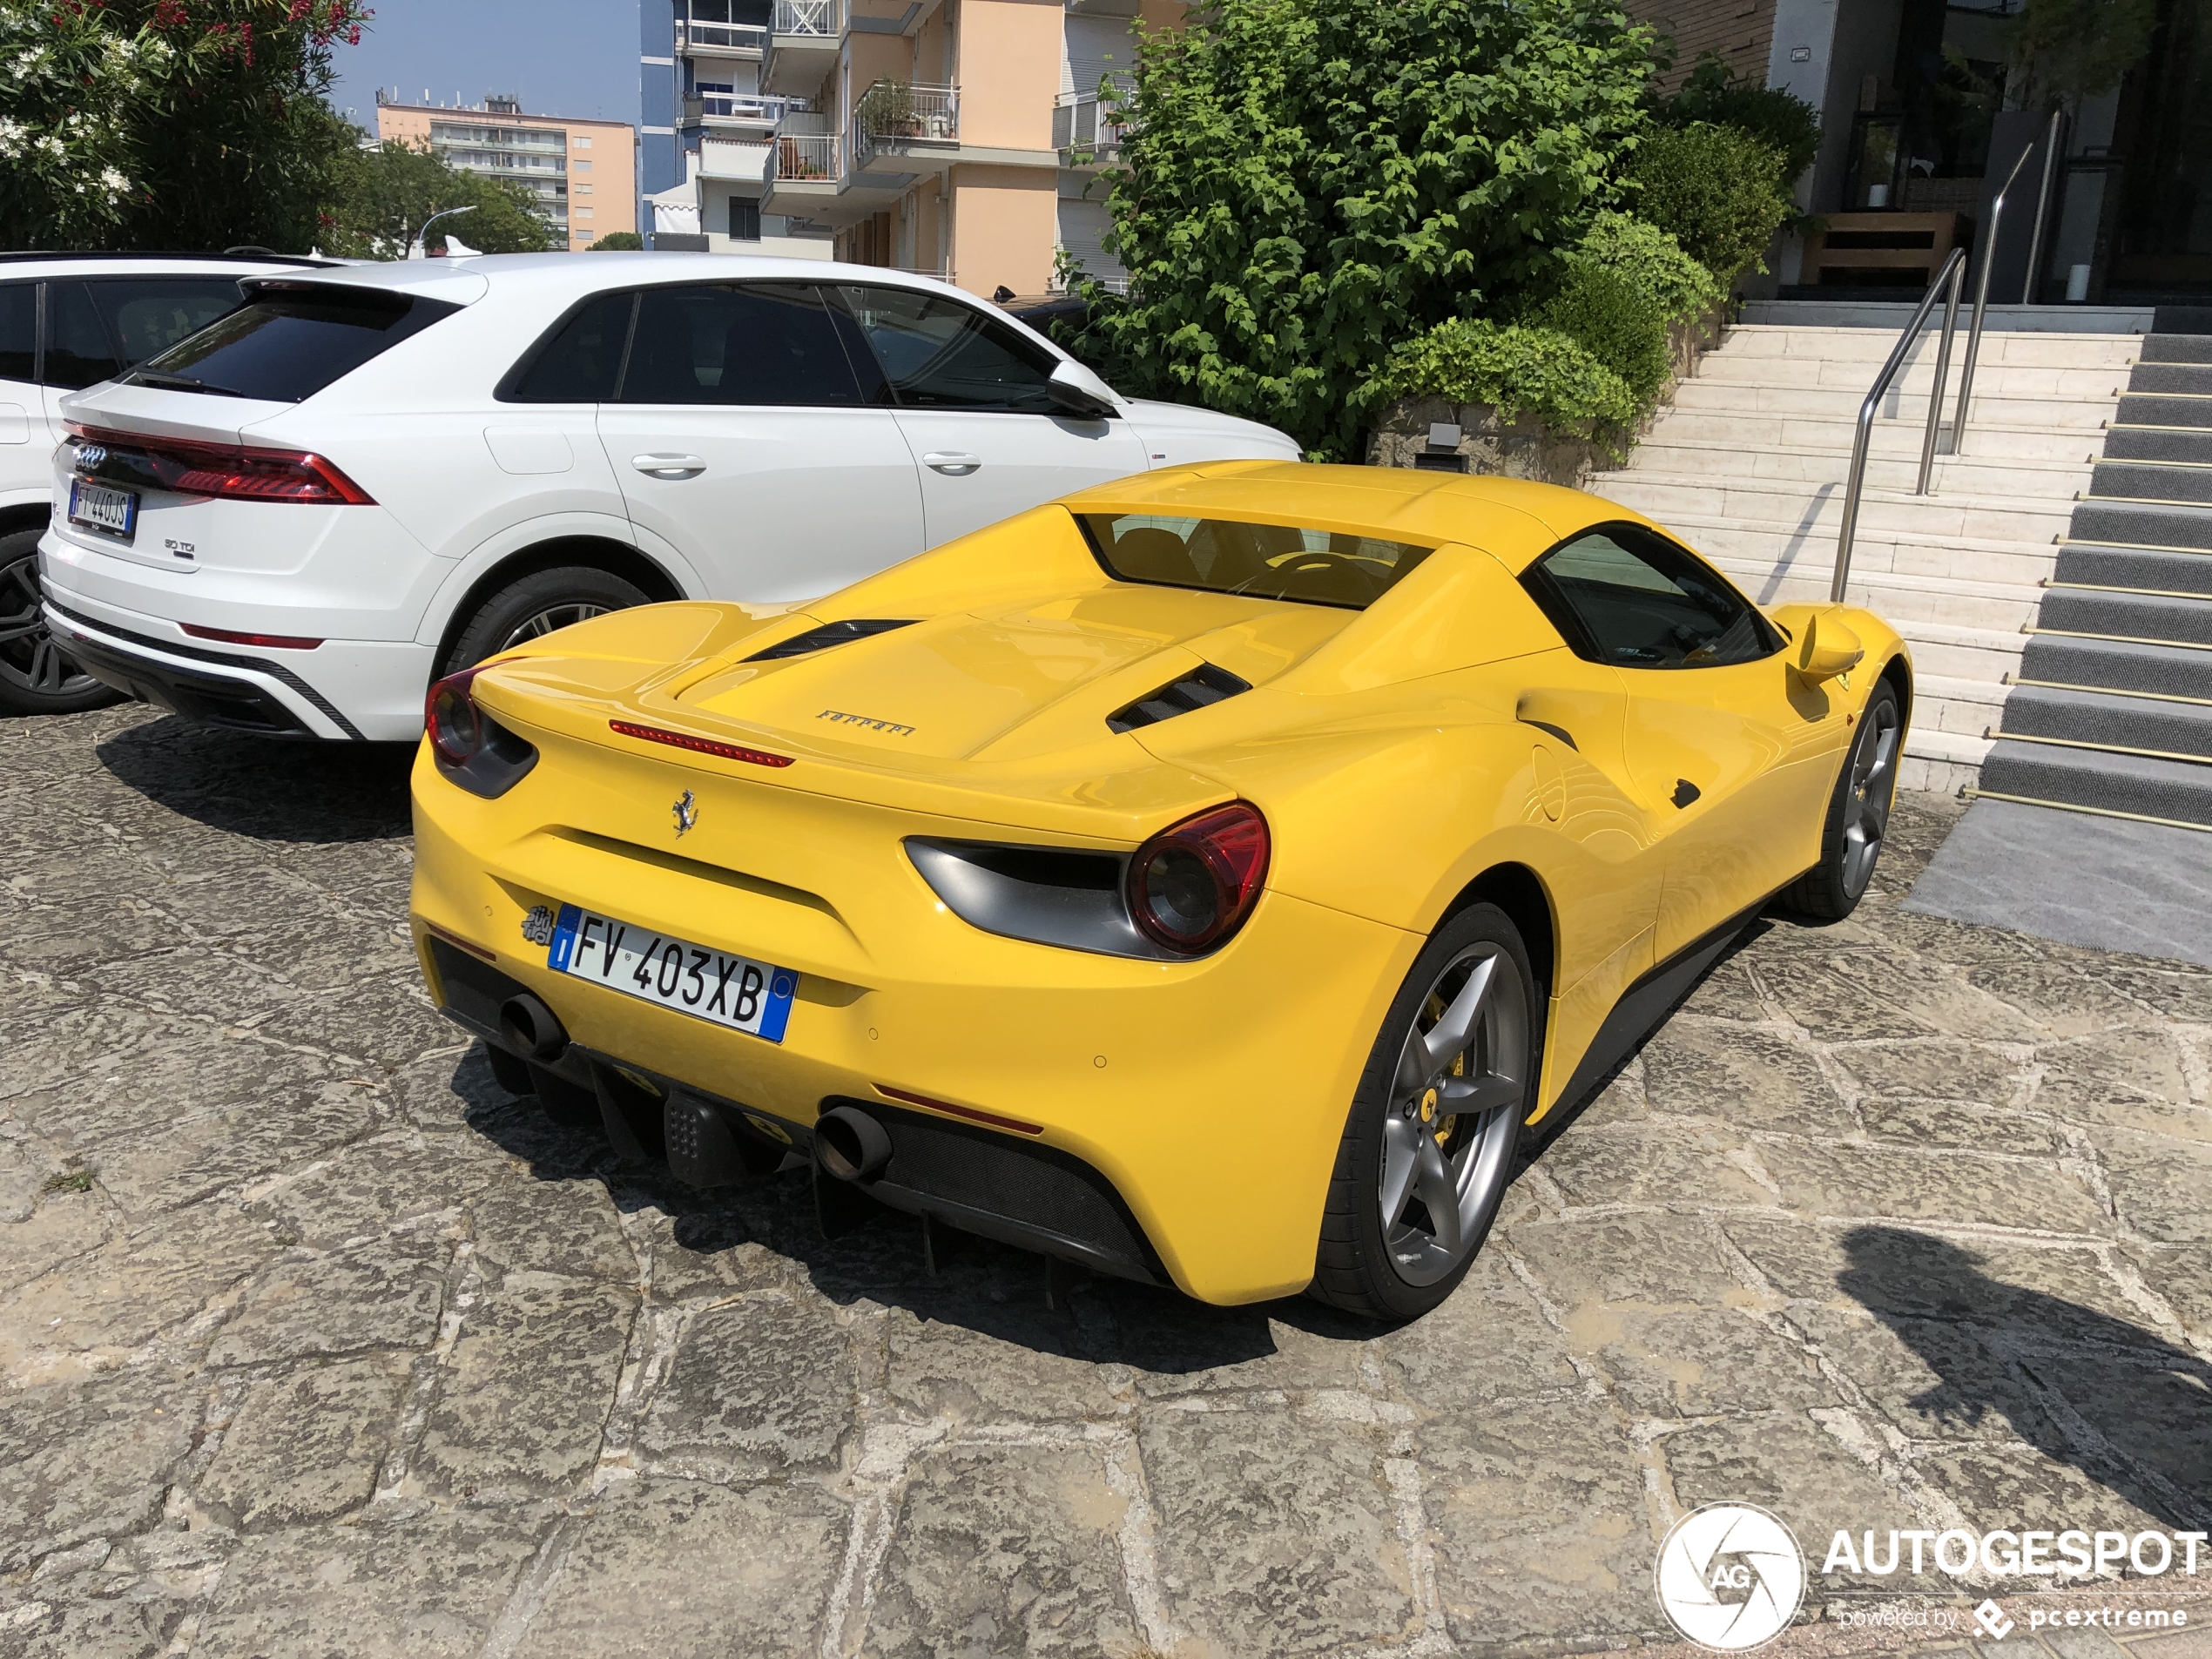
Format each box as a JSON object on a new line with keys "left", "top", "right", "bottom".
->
{"left": 745, "top": 618, "right": 915, "bottom": 662}
{"left": 1105, "top": 663, "right": 1252, "bottom": 734}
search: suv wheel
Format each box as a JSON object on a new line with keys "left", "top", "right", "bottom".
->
{"left": 0, "top": 528, "right": 125, "bottom": 716}
{"left": 442, "top": 566, "right": 651, "bottom": 676}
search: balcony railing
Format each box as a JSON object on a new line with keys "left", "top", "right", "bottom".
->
{"left": 852, "top": 80, "right": 958, "bottom": 170}
{"left": 686, "top": 91, "right": 793, "bottom": 126}
{"left": 1053, "top": 93, "right": 1130, "bottom": 162}
{"left": 678, "top": 19, "right": 766, "bottom": 55}
{"left": 769, "top": 130, "right": 842, "bottom": 185}
{"left": 772, "top": 0, "right": 843, "bottom": 37}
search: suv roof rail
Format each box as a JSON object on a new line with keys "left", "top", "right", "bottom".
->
{"left": 0, "top": 250, "right": 335, "bottom": 266}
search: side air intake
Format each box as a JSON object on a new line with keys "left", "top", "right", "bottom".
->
{"left": 1106, "top": 663, "right": 1251, "bottom": 733}
{"left": 745, "top": 618, "right": 915, "bottom": 661}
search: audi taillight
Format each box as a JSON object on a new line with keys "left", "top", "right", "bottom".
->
{"left": 66, "top": 423, "right": 374, "bottom": 505}
{"left": 1125, "top": 802, "right": 1270, "bottom": 954}
{"left": 425, "top": 666, "right": 487, "bottom": 766}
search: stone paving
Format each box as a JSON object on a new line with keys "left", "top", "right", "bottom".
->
{"left": 2, "top": 703, "right": 2209, "bottom": 1659}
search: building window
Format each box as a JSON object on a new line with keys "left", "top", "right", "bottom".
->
{"left": 577, "top": 207, "right": 595, "bottom": 219}
{"left": 574, "top": 159, "right": 592, "bottom": 172}
{"left": 730, "top": 199, "right": 761, "bottom": 241}
{"left": 574, "top": 135, "right": 592, "bottom": 149}
{"left": 576, "top": 183, "right": 593, "bottom": 194}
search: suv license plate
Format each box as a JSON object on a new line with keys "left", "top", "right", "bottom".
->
{"left": 68, "top": 480, "right": 138, "bottom": 540}
{"left": 546, "top": 903, "right": 796, "bottom": 1042}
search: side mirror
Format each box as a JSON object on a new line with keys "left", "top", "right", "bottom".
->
{"left": 1771, "top": 604, "right": 1865, "bottom": 682}
{"left": 1046, "top": 358, "right": 1119, "bottom": 420}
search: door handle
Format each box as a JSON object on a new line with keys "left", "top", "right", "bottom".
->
{"left": 631, "top": 453, "right": 705, "bottom": 476}
{"left": 921, "top": 452, "right": 982, "bottom": 475}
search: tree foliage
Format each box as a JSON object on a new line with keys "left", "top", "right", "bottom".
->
{"left": 0, "top": 0, "right": 370, "bottom": 253}
{"left": 1082, "top": 0, "right": 1658, "bottom": 458}
{"left": 320, "top": 138, "right": 554, "bottom": 259}
{"left": 587, "top": 230, "right": 643, "bottom": 251}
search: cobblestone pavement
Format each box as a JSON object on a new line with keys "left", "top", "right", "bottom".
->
{"left": 3, "top": 705, "right": 2209, "bottom": 1659}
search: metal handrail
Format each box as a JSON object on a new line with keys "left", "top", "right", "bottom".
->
{"left": 1831, "top": 246, "right": 1967, "bottom": 603}
{"left": 1951, "top": 131, "right": 2044, "bottom": 455}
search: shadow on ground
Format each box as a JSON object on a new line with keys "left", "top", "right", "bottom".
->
{"left": 95, "top": 715, "right": 415, "bottom": 843}
{"left": 1841, "top": 1227, "right": 2212, "bottom": 1531}
{"left": 448, "top": 1048, "right": 1372, "bottom": 1377}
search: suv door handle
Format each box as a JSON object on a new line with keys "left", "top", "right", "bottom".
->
{"left": 631, "top": 453, "right": 705, "bottom": 476}
{"left": 921, "top": 452, "right": 981, "bottom": 475}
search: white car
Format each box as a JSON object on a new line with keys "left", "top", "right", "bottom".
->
{"left": 0, "top": 253, "right": 315, "bottom": 714}
{"left": 40, "top": 253, "right": 1300, "bottom": 742}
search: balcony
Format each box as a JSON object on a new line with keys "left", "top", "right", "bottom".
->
{"left": 681, "top": 91, "right": 797, "bottom": 133}
{"left": 677, "top": 19, "right": 765, "bottom": 57}
{"left": 851, "top": 81, "right": 959, "bottom": 174}
{"left": 766, "top": 128, "right": 842, "bottom": 191}
{"left": 764, "top": 0, "right": 844, "bottom": 95}
{"left": 1053, "top": 93, "right": 1130, "bottom": 168}
{"left": 698, "top": 136, "right": 772, "bottom": 181}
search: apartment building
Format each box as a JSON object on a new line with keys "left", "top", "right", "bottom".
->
{"left": 638, "top": 0, "right": 1184, "bottom": 297}
{"left": 374, "top": 94, "right": 638, "bottom": 253}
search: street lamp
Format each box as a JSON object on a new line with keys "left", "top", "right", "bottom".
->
{"left": 414, "top": 204, "right": 479, "bottom": 260}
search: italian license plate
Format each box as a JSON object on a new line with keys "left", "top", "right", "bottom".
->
{"left": 546, "top": 903, "right": 795, "bottom": 1042}
{"left": 68, "top": 479, "right": 138, "bottom": 540}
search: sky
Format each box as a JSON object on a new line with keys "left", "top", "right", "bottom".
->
{"left": 327, "top": 0, "right": 641, "bottom": 128}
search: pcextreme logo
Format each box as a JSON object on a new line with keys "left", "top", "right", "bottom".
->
{"left": 1656, "top": 1503, "right": 1809, "bottom": 1651}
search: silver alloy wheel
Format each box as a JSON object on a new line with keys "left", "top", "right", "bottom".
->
{"left": 1379, "top": 942, "right": 1528, "bottom": 1287}
{"left": 1840, "top": 696, "right": 1901, "bottom": 900}
{"left": 0, "top": 554, "right": 97, "bottom": 698}
{"left": 497, "top": 602, "right": 608, "bottom": 651}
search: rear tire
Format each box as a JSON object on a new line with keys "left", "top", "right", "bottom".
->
{"left": 1309, "top": 902, "right": 1537, "bottom": 1323}
{"left": 0, "top": 528, "right": 125, "bottom": 716}
{"left": 1778, "top": 680, "right": 1903, "bottom": 922}
{"left": 441, "top": 565, "right": 650, "bottom": 676}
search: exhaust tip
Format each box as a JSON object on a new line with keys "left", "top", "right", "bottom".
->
{"left": 815, "top": 1104, "right": 891, "bottom": 1183}
{"left": 497, "top": 994, "right": 568, "bottom": 1062}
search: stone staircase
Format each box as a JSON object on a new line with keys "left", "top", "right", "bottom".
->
{"left": 1584, "top": 322, "right": 2136, "bottom": 793}
{"left": 1979, "top": 331, "right": 2212, "bottom": 830}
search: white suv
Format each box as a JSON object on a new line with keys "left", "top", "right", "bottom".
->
{"left": 41, "top": 253, "right": 1299, "bottom": 742}
{"left": 0, "top": 253, "right": 314, "bottom": 714}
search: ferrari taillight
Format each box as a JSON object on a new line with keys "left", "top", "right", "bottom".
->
{"left": 66, "top": 423, "right": 374, "bottom": 505}
{"left": 425, "top": 666, "right": 486, "bottom": 766}
{"left": 1126, "top": 802, "right": 1270, "bottom": 954}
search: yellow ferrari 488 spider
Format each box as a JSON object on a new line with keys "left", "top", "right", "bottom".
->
{"left": 408, "top": 463, "right": 1907, "bottom": 1319}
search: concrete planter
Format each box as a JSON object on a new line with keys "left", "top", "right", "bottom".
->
{"left": 1368, "top": 300, "right": 1730, "bottom": 488}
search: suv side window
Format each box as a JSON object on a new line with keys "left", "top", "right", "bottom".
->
{"left": 89, "top": 279, "right": 246, "bottom": 366}
{"left": 615, "top": 283, "right": 862, "bottom": 406}
{"left": 1523, "top": 523, "right": 1780, "bottom": 670}
{"left": 833, "top": 284, "right": 1060, "bottom": 413}
{"left": 44, "top": 281, "right": 123, "bottom": 390}
{"left": 0, "top": 284, "right": 35, "bottom": 384}
{"left": 506, "top": 291, "right": 637, "bottom": 401}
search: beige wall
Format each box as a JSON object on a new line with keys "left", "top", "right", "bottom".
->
{"left": 373, "top": 103, "right": 637, "bottom": 251}
{"left": 949, "top": 164, "right": 1056, "bottom": 296}
{"left": 957, "top": 0, "right": 1062, "bottom": 151}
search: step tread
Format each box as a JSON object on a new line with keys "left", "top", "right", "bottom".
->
{"left": 1594, "top": 469, "right": 2076, "bottom": 515}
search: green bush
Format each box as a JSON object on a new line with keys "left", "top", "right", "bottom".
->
{"left": 1657, "top": 52, "right": 1820, "bottom": 185}
{"left": 1078, "top": 0, "right": 1659, "bottom": 459}
{"left": 1569, "top": 211, "right": 1720, "bottom": 322}
{"left": 1366, "top": 320, "right": 1640, "bottom": 432}
{"left": 1534, "top": 261, "right": 1671, "bottom": 403}
{"left": 1628, "top": 122, "right": 1791, "bottom": 280}
{"left": 589, "top": 232, "right": 644, "bottom": 251}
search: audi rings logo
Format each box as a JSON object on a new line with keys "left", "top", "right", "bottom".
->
{"left": 1656, "top": 1503, "right": 1808, "bottom": 1651}
{"left": 74, "top": 443, "right": 108, "bottom": 472}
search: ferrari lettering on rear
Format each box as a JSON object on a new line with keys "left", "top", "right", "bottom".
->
{"left": 818, "top": 709, "right": 916, "bottom": 737}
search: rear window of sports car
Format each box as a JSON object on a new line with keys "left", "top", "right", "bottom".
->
{"left": 1079, "top": 514, "right": 1436, "bottom": 610}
